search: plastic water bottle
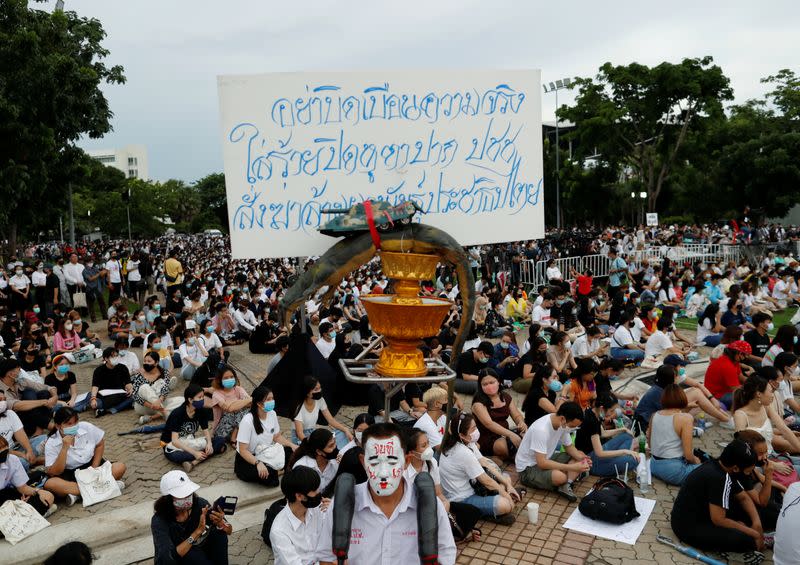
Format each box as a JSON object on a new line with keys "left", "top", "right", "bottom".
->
{"left": 698, "top": 412, "right": 706, "bottom": 430}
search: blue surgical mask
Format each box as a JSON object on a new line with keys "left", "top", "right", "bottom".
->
{"left": 62, "top": 424, "right": 79, "bottom": 436}
{"left": 207, "top": 326, "right": 215, "bottom": 333}
{"left": 768, "top": 322, "right": 775, "bottom": 331}
{"left": 263, "top": 400, "right": 276, "bottom": 412}
{"left": 500, "top": 342, "right": 509, "bottom": 350}
{"left": 222, "top": 378, "right": 236, "bottom": 389}
{"left": 795, "top": 336, "right": 798, "bottom": 345}
{"left": 329, "top": 331, "right": 337, "bottom": 339}
{"left": 548, "top": 380, "right": 563, "bottom": 392}
{"left": 57, "top": 364, "right": 70, "bottom": 374}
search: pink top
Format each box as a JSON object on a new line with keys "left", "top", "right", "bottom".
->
{"left": 210, "top": 385, "right": 250, "bottom": 429}
{"left": 53, "top": 330, "right": 79, "bottom": 353}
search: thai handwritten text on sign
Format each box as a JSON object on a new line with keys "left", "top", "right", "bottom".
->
{"left": 217, "top": 70, "right": 544, "bottom": 258}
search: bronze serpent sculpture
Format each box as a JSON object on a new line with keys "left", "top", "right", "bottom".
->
{"left": 279, "top": 222, "right": 476, "bottom": 368}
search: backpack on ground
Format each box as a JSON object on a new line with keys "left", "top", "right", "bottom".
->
{"left": 261, "top": 498, "right": 288, "bottom": 547}
{"left": 578, "top": 477, "right": 640, "bottom": 524}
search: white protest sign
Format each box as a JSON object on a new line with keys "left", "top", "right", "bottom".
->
{"left": 646, "top": 213, "right": 659, "bottom": 227}
{"left": 217, "top": 70, "right": 544, "bottom": 259}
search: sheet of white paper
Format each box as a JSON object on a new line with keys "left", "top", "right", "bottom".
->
{"left": 75, "top": 392, "right": 89, "bottom": 404}
{"left": 99, "top": 389, "right": 127, "bottom": 396}
{"left": 563, "top": 496, "right": 656, "bottom": 545}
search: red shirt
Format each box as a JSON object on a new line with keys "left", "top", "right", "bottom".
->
{"left": 705, "top": 355, "right": 741, "bottom": 399}
{"left": 576, "top": 275, "right": 593, "bottom": 295}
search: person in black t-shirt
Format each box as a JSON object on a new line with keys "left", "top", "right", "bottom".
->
{"left": 45, "top": 354, "right": 78, "bottom": 407}
{"left": 671, "top": 439, "right": 764, "bottom": 556}
{"left": 521, "top": 365, "right": 562, "bottom": 426}
{"left": 162, "top": 384, "right": 226, "bottom": 471}
{"left": 17, "top": 339, "right": 46, "bottom": 379}
{"left": 573, "top": 393, "right": 638, "bottom": 477}
{"left": 744, "top": 313, "right": 773, "bottom": 366}
{"left": 592, "top": 359, "right": 638, "bottom": 403}
{"left": 454, "top": 341, "right": 493, "bottom": 395}
{"left": 84, "top": 347, "right": 133, "bottom": 416}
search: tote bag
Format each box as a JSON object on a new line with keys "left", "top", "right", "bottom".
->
{"left": 75, "top": 460, "right": 122, "bottom": 507}
{"left": 0, "top": 499, "right": 50, "bottom": 544}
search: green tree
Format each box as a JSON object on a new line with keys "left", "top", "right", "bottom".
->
{"left": 192, "top": 173, "right": 228, "bottom": 232}
{"left": 560, "top": 57, "right": 732, "bottom": 212}
{"left": 0, "top": 0, "right": 124, "bottom": 251}
{"left": 762, "top": 69, "right": 800, "bottom": 122}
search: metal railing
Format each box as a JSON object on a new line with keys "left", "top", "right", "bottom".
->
{"left": 519, "top": 244, "right": 742, "bottom": 290}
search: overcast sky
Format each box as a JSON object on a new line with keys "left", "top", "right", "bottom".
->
{"left": 42, "top": 0, "right": 799, "bottom": 183}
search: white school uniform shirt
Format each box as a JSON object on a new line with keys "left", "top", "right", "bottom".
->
{"left": 294, "top": 398, "right": 327, "bottom": 431}
{"left": 199, "top": 332, "right": 223, "bottom": 351}
{"left": 44, "top": 422, "right": 105, "bottom": 469}
{"left": 236, "top": 411, "right": 279, "bottom": 454}
{"left": 292, "top": 455, "right": 338, "bottom": 492}
{"left": 63, "top": 262, "right": 85, "bottom": 286}
{"left": 774, "top": 482, "right": 800, "bottom": 565}
{"left": 126, "top": 259, "right": 141, "bottom": 282}
{"left": 413, "top": 412, "right": 447, "bottom": 448}
{"left": 515, "top": 413, "right": 572, "bottom": 473}
{"left": 117, "top": 349, "right": 140, "bottom": 374}
{"left": 439, "top": 442, "right": 484, "bottom": 502}
{"left": 0, "top": 453, "right": 28, "bottom": 490}
{"left": 9, "top": 273, "right": 29, "bottom": 290}
{"left": 31, "top": 270, "right": 47, "bottom": 288}
{"left": 270, "top": 504, "right": 326, "bottom": 565}
{"left": 0, "top": 409, "right": 24, "bottom": 446}
{"left": 313, "top": 478, "right": 456, "bottom": 565}
{"left": 404, "top": 458, "right": 441, "bottom": 486}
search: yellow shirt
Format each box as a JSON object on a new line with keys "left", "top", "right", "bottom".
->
{"left": 164, "top": 257, "right": 183, "bottom": 287}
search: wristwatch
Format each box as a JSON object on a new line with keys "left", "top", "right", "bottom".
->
{"left": 186, "top": 535, "right": 196, "bottom": 546}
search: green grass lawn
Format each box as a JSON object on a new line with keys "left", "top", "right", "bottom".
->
{"left": 674, "top": 306, "right": 798, "bottom": 338}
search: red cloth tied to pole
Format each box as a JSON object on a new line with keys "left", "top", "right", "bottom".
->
{"left": 363, "top": 200, "right": 382, "bottom": 250}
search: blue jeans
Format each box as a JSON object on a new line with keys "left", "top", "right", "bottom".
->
{"left": 611, "top": 347, "right": 645, "bottom": 362}
{"left": 291, "top": 428, "right": 349, "bottom": 450}
{"left": 702, "top": 334, "right": 723, "bottom": 347}
{"left": 462, "top": 493, "right": 501, "bottom": 518}
{"left": 74, "top": 394, "right": 134, "bottom": 414}
{"left": 664, "top": 354, "right": 688, "bottom": 367}
{"left": 589, "top": 433, "right": 639, "bottom": 477}
{"left": 651, "top": 457, "right": 700, "bottom": 485}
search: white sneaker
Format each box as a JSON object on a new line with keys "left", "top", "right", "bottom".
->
{"left": 720, "top": 418, "right": 735, "bottom": 430}
{"left": 66, "top": 494, "right": 80, "bottom": 507}
{"left": 116, "top": 480, "right": 125, "bottom": 492}
{"left": 138, "top": 415, "right": 151, "bottom": 425}
{"left": 43, "top": 503, "right": 58, "bottom": 518}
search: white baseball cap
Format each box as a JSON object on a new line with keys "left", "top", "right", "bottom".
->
{"left": 159, "top": 470, "right": 199, "bottom": 498}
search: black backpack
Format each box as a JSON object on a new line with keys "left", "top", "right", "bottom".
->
{"left": 578, "top": 477, "right": 640, "bottom": 524}
{"left": 261, "top": 498, "right": 288, "bottom": 547}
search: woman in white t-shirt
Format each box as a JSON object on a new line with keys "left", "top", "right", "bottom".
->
{"left": 198, "top": 319, "right": 226, "bottom": 361}
{"left": 696, "top": 304, "right": 724, "bottom": 347}
{"left": 293, "top": 376, "right": 352, "bottom": 449}
{"left": 439, "top": 413, "right": 519, "bottom": 524}
{"left": 235, "top": 387, "right": 296, "bottom": 487}
{"left": 0, "top": 403, "right": 38, "bottom": 472}
{"left": 125, "top": 254, "right": 142, "bottom": 303}
{"left": 406, "top": 429, "right": 483, "bottom": 543}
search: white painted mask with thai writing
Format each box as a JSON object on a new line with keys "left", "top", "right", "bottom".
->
{"left": 364, "top": 436, "right": 405, "bottom": 497}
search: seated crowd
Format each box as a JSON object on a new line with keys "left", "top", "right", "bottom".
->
{"left": 2, "top": 232, "right": 800, "bottom": 565}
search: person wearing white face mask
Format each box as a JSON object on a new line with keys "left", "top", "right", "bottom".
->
{"left": 314, "top": 423, "right": 457, "bottom": 565}
{"left": 515, "top": 401, "right": 590, "bottom": 503}
{"left": 42, "top": 407, "right": 126, "bottom": 506}
{"left": 79, "top": 347, "right": 134, "bottom": 416}
{"left": 151, "top": 469, "right": 231, "bottom": 564}
{"left": 8, "top": 263, "right": 31, "bottom": 320}
{"left": 439, "top": 413, "right": 519, "bottom": 525}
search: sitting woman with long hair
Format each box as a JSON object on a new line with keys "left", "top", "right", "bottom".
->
{"left": 439, "top": 413, "right": 520, "bottom": 525}
{"left": 234, "top": 386, "right": 296, "bottom": 487}
{"left": 733, "top": 374, "right": 800, "bottom": 459}
{"left": 648, "top": 384, "right": 701, "bottom": 485}
{"left": 287, "top": 428, "right": 340, "bottom": 493}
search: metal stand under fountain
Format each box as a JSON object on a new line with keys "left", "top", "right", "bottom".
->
{"left": 338, "top": 251, "right": 456, "bottom": 421}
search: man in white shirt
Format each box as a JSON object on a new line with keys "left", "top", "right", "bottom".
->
{"left": 315, "top": 423, "right": 456, "bottom": 565}
{"left": 774, "top": 482, "right": 800, "bottom": 565}
{"left": 531, "top": 296, "right": 555, "bottom": 328}
{"left": 644, "top": 318, "right": 689, "bottom": 362}
{"left": 515, "top": 402, "right": 590, "bottom": 502}
{"left": 115, "top": 337, "right": 141, "bottom": 375}
{"left": 571, "top": 326, "right": 608, "bottom": 361}
{"left": 63, "top": 253, "right": 85, "bottom": 303}
{"left": 270, "top": 465, "right": 327, "bottom": 565}
{"left": 233, "top": 301, "right": 257, "bottom": 336}
{"left": 413, "top": 387, "right": 448, "bottom": 448}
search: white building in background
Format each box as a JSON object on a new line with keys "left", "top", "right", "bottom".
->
{"left": 86, "top": 145, "right": 149, "bottom": 180}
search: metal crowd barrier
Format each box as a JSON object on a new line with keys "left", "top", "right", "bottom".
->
{"left": 519, "top": 244, "right": 742, "bottom": 290}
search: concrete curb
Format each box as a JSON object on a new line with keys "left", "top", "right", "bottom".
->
{"left": 1, "top": 479, "right": 281, "bottom": 565}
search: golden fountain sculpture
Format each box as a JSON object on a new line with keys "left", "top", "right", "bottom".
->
{"left": 359, "top": 251, "right": 452, "bottom": 377}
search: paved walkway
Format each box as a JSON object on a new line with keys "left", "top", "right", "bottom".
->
{"left": 6, "top": 324, "right": 777, "bottom": 565}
